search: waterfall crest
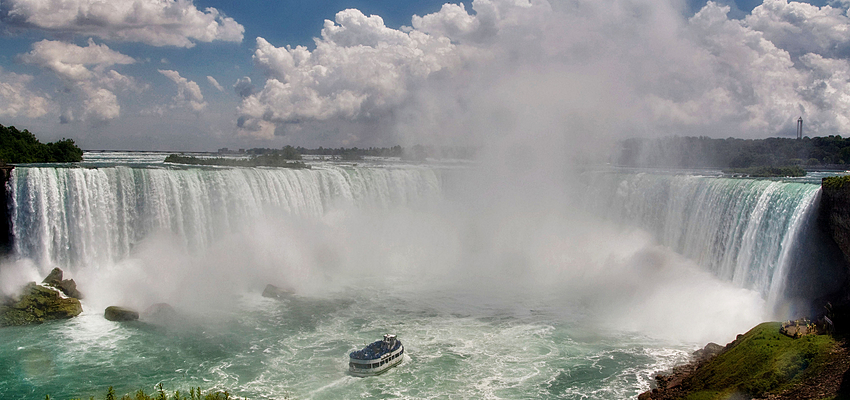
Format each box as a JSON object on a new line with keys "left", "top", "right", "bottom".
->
{"left": 10, "top": 165, "right": 441, "bottom": 269}
{"left": 588, "top": 172, "right": 821, "bottom": 302}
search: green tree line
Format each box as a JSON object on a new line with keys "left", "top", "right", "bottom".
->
{"left": 616, "top": 135, "right": 850, "bottom": 169}
{"left": 0, "top": 124, "right": 83, "bottom": 163}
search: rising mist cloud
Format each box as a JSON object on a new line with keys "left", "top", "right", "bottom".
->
{"left": 236, "top": 0, "right": 850, "bottom": 146}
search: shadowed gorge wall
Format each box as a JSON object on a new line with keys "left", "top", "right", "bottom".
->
{"left": 0, "top": 166, "right": 12, "bottom": 253}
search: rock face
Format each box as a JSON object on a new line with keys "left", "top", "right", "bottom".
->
{"left": 41, "top": 267, "right": 84, "bottom": 299}
{"left": 0, "top": 165, "right": 12, "bottom": 254}
{"left": 104, "top": 306, "right": 139, "bottom": 322}
{"left": 0, "top": 282, "right": 82, "bottom": 326}
{"left": 821, "top": 176, "right": 850, "bottom": 264}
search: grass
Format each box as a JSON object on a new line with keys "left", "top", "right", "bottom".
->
{"left": 46, "top": 384, "right": 242, "bottom": 400}
{"left": 681, "top": 322, "right": 836, "bottom": 399}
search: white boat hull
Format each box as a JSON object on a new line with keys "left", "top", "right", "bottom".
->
{"left": 348, "top": 345, "right": 404, "bottom": 376}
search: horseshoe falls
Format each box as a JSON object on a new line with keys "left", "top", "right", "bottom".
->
{"left": 0, "top": 154, "right": 835, "bottom": 399}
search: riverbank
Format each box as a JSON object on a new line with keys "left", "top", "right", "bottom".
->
{"left": 639, "top": 322, "right": 850, "bottom": 399}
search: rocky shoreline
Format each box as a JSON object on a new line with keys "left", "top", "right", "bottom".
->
{"left": 0, "top": 267, "right": 83, "bottom": 326}
{"left": 639, "top": 322, "right": 850, "bottom": 400}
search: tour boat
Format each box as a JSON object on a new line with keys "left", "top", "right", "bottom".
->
{"left": 348, "top": 334, "right": 404, "bottom": 376}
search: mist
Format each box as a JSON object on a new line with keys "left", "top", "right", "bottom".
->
{"left": 0, "top": 150, "right": 762, "bottom": 347}
{"left": 3, "top": 0, "right": 813, "bottom": 348}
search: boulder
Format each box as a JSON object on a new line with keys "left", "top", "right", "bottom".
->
{"left": 56, "top": 279, "right": 83, "bottom": 299}
{"left": 42, "top": 267, "right": 63, "bottom": 286}
{"left": 693, "top": 342, "right": 724, "bottom": 362}
{"left": 41, "top": 267, "right": 84, "bottom": 299}
{"left": 104, "top": 306, "right": 139, "bottom": 322}
{"left": 262, "top": 284, "right": 294, "bottom": 300}
{"left": 0, "top": 283, "right": 83, "bottom": 326}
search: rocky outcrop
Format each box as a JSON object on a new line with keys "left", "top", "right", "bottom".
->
{"left": 821, "top": 176, "right": 850, "bottom": 265}
{"left": 0, "top": 282, "right": 82, "bottom": 326}
{"left": 104, "top": 306, "right": 139, "bottom": 322}
{"left": 41, "top": 267, "right": 84, "bottom": 299}
{"left": 0, "top": 165, "right": 12, "bottom": 254}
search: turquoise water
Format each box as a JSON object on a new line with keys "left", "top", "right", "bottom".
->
{"left": 0, "top": 288, "right": 697, "bottom": 399}
{"left": 1, "top": 153, "right": 811, "bottom": 399}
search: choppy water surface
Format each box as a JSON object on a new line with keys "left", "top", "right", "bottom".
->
{"left": 2, "top": 153, "right": 816, "bottom": 399}
{"left": 0, "top": 288, "right": 693, "bottom": 400}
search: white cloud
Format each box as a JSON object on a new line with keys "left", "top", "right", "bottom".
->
{"left": 233, "top": 76, "right": 255, "bottom": 98}
{"left": 19, "top": 38, "right": 135, "bottom": 81}
{"left": 0, "top": 67, "right": 53, "bottom": 118}
{"left": 207, "top": 76, "right": 224, "bottom": 92}
{"left": 19, "top": 39, "right": 135, "bottom": 123}
{"left": 81, "top": 84, "right": 120, "bottom": 122}
{"left": 237, "top": 8, "right": 463, "bottom": 138}
{"left": 5, "top": 0, "right": 244, "bottom": 48}
{"left": 159, "top": 69, "right": 207, "bottom": 112}
{"left": 239, "top": 0, "right": 850, "bottom": 142}
{"left": 745, "top": 0, "right": 850, "bottom": 59}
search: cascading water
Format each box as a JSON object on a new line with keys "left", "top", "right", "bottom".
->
{"left": 0, "top": 156, "right": 823, "bottom": 399}
{"left": 586, "top": 171, "right": 821, "bottom": 309}
{"left": 10, "top": 163, "right": 442, "bottom": 270}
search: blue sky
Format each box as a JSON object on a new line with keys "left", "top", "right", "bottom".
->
{"left": 1, "top": 0, "right": 850, "bottom": 150}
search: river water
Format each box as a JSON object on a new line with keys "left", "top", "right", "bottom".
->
{"left": 0, "top": 153, "right": 820, "bottom": 399}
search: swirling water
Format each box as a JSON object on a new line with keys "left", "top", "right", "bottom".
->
{"left": 0, "top": 155, "right": 821, "bottom": 399}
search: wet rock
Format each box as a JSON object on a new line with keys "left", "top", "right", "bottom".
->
{"left": 41, "top": 267, "right": 84, "bottom": 299}
{"left": 693, "top": 342, "right": 724, "bottom": 362}
{"left": 262, "top": 284, "right": 294, "bottom": 300}
{"left": 42, "top": 268, "right": 63, "bottom": 286}
{"left": 0, "top": 283, "right": 83, "bottom": 326}
{"left": 104, "top": 306, "right": 139, "bottom": 322}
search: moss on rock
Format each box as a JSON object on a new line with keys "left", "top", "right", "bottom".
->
{"left": 0, "top": 282, "right": 82, "bottom": 327}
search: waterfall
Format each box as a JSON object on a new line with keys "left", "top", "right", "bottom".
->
{"left": 588, "top": 172, "right": 821, "bottom": 302}
{"left": 9, "top": 163, "right": 826, "bottom": 310}
{"left": 10, "top": 164, "right": 442, "bottom": 269}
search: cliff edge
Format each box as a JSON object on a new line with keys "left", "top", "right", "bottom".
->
{"left": 638, "top": 322, "right": 850, "bottom": 400}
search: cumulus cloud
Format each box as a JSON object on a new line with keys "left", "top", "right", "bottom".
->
{"left": 237, "top": 8, "right": 463, "bottom": 138}
{"left": 207, "top": 76, "right": 224, "bottom": 92}
{"left": 159, "top": 69, "right": 207, "bottom": 112}
{"left": 235, "top": 0, "right": 850, "bottom": 143}
{"left": 0, "top": 67, "right": 53, "bottom": 118}
{"left": 4, "top": 0, "right": 244, "bottom": 48}
{"left": 19, "top": 39, "right": 136, "bottom": 123}
{"left": 745, "top": 0, "right": 850, "bottom": 59}
{"left": 233, "top": 76, "right": 255, "bottom": 98}
{"left": 19, "top": 38, "right": 135, "bottom": 81}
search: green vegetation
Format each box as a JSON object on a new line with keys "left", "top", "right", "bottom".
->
{"left": 680, "top": 322, "right": 836, "bottom": 399}
{"left": 0, "top": 124, "right": 82, "bottom": 163}
{"left": 723, "top": 165, "right": 807, "bottom": 177}
{"left": 218, "top": 145, "right": 477, "bottom": 160}
{"left": 51, "top": 384, "right": 243, "bottom": 400}
{"left": 164, "top": 154, "right": 309, "bottom": 169}
{"left": 823, "top": 175, "right": 850, "bottom": 190}
{"left": 616, "top": 135, "right": 850, "bottom": 170}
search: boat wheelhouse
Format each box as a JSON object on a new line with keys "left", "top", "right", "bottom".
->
{"left": 349, "top": 334, "right": 404, "bottom": 376}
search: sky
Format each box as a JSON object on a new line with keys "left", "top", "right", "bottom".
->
{"left": 1, "top": 0, "right": 849, "bottom": 151}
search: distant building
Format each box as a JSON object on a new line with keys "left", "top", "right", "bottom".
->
{"left": 797, "top": 117, "right": 803, "bottom": 139}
